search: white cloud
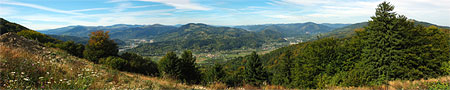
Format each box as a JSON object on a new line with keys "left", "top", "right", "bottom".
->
{"left": 387, "top": 0, "right": 450, "bottom": 26}
{"left": 272, "top": 0, "right": 333, "bottom": 6}
{"left": 70, "top": 8, "right": 109, "bottom": 12}
{"left": 0, "top": 0, "right": 82, "bottom": 15}
{"left": 7, "top": 9, "right": 175, "bottom": 30}
{"left": 269, "top": 0, "right": 450, "bottom": 26}
{"left": 111, "top": 3, "right": 156, "bottom": 12}
{"left": 138, "top": 0, "right": 211, "bottom": 10}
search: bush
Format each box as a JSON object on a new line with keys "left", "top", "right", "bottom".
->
{"left": 120, "top": 52, "right": 159, "bottom": 76}
{"left": 46, "top": 41, "right": 84, "bottom": 58}
{"left": 17, "top": 30, "right": 59, "bottom": 43}
{"left": 99, "top": 56, "right": 127, "bottom": 70}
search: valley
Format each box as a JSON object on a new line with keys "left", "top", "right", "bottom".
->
{"left": 40, "top": 22, "right": 338, "bottom": 62}
{"left": 1, "top": 0, "right": 450, "bottom": 89}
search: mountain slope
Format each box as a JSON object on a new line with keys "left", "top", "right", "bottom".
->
{"left": 125, "top": 23, "right": 285, "bottom": 56}
{"left": 0, "top": 32, "right": 206, "bottom": 89}
{"left": 0, "top": 18, "right": 31, "bottom": 35}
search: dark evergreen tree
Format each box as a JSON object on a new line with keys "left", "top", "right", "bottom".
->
{"left": 356, "top": 1, "right": 450, "bottom": 85}
{"left": 179, "top": 50, "right": 202, "bottom": 84}
{"left": 243, "top": 51, "right": 267, "bottom": 86}
{"left": 158, "top": 51, "right": 181, "bottom": 79}
{"left": 205, "top": 63, "right": 226, "bottom": 84}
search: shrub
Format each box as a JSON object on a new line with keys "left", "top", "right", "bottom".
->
{"left": 120, "top": 52, "right": 159, "bottom": 76}
{"left": 99, "top": 56, "right": 128, "bottom": 70}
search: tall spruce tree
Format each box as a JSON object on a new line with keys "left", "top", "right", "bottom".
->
{"left": 205, "top": 63, "right": 226, "bottom": 83}
{"left": 244, "top": 51, "right": 267, "bottom": 86}
{"left": 179, "top": 50, "right": 202, "bottom": 84}
{"left": 159, "top": 51, "right": 182, "bottom": 79}
{"left": 358, "top": 1, "right": 450, "bottom": 85}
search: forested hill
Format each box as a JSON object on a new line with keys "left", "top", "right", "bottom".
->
{"left": 0, "top": 18, "right": 30, "bottom": 35}
{"left": 125, "top": 23, "right": 286, "bottom": 56}
{"left": 222, "top": 2, "right": 450, "bottom": 88}
{"left": 322, "top": 20, "right": 450, "bottom": 38}
{"left": 39, "top": 24, "right": 178, "bottom": 40}
{"left": 234, "top": 22, "right": 350, "bottom": 37}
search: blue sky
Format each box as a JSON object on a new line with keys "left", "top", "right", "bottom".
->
{"left": 1, "top": 0, "right": 449, "bottom": 30}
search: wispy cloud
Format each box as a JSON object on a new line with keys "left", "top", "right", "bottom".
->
{"left": 111, "top": 3, "right": 157, "bottom": 12}
{"left": 138, "top": 0, "right": 211, "bottom": 10}
{"left": 0, "top": 0, "right": 82, "bottom": 15}
{"left": 0, "top": 6, "right": 16, "bottom": 15}
{"left": 70, "top": 8, "right": 109, "bottom": 12}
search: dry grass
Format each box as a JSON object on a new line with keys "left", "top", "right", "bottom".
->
{"left": 263, "top": 84, "right": 286, "bottom": 89}
{"left": 329, "top": 76, "right": 450, "bottom": 90}
{"left": 0, "top": 44, "right": 207, "bottom": 89}
{"left": 208, "top": 82, "right": 228, "bottom": 89}
{"left": 387, "top": 76, "right": 450, "bottom": 89}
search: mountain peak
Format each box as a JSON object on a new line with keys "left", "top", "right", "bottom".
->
{"left": 180, "top": 23, "right": 210, "bottom": 29}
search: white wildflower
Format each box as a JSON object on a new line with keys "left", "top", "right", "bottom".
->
{"left": 10, "top": 72, "right": 15, "bottom": 74}
{"left": 39, "top": 77, "right": 44, "bottom": 79}
{"left": 24, "top": 78, "right": 29, "bottom": 81}
{"left": 21, "top": 72, "right": 25, "bottom": 75}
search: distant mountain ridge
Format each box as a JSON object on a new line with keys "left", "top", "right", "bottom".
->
{"left": 234, "top": 22, "right": 350, "bottom": 37}
{"left": 40, "top": 22, "right": 351, "bottom": 40}
{"left": 39, "top": 24, "right": 178, "bottom": 40}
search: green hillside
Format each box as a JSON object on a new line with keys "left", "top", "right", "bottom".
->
{"left": 0, "top": 18, "right": 31, "bottom": 35}
{"left": 125, "top": 23, "right": 286, "bottom": 56}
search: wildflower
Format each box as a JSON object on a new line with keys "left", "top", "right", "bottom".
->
{"left": 11, "top": 72, "right": 15, "bottom": 74}
{"left": 9, "top": 80, "right": 13, "bottom": 82}
{"left": 41, "top": 86, "right": 44, "bottom": 88}
{"left": 39, "top": 77, "right": 44, "bottom": 79}
{"left": 24, "top": 78, "right": 29, "bottom": 81}
{"left": 21, "top": 72, "right": 25, "bottom": 75}
{"left": 60, "top": 79, "right": 63, "bottom": 82}
{"left": 47, "top": 82, "right": 51, "bottom": 84}
{"left": 46, "top": 72, "right": 49, "bottom": 74}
